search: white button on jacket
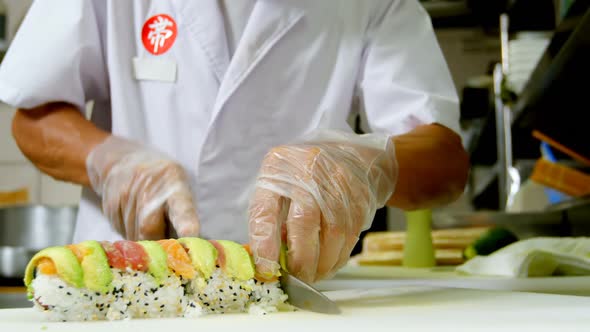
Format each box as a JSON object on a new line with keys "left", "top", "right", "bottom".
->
{"left": 0, "top": 0, "right": 460, "bottom": 243}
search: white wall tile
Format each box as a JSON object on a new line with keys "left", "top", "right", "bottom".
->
{"left": 40, "top": 175, "right": 82, "bottom": 206}
{"left": 435, "top": 28, "right": 501, "bottom": 94}
{"left": 4, "top": 0, "right": 33, "bottom": 42}
{"left": 0, "top": 105, "right": 28, "bottom": 162}
{"left": 387, "top": 207, "right": 407, "bottom": 232}
{"left": 0, "top": 162, "right": 40, "bottom": 203}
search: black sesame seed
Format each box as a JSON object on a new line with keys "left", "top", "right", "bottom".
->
{"left": 133, "top": 290, "right": 137, "bottom": 295}
{"left": 267, "top": 289, "right": 270, "bottom": 294}
{"left": 261, "top": 282, "right": 265, "bottom": 286}
{"left": 144, "top": 311, "right": 147, "bottom": 315}
{"left": 66, "top": 292, "right": 72, "bottom": 296}
{"left": 204, "top": 302, "right": 209, "bottom": 306}
{"left": 219, "top": 289, "right": 224, "bottom": 293}
{"left": 159, "top": 284, "right": 164, "bottom": 288}
{"left": 95, "top": 292, "right": 100, "bottom": 296}
{"left": 233, "top": 292, "right": 237, "bottom": 296}
{"left": 145, "top": 303, "right": 149, "bottom": 306}
{"left": 107, "top": 304, "right": 110, "bottom": 308}
{"left": 90, "top": 296, "right": 93, "bottom": 301}
{"left": 160, "top": 304, "right": 165, "bottom": 308}
{"left": 138, "top": 283, "right": 142, "bottom": 287}
{"left": 220, "top": 305, "right": 224, "bottom": 309}
{"left": 229, "top": 285, "right": 233, "bottom": 290}
{"left": 136, "top": 300, "right": 140, "bottom": 303}
{"left": 133, "top": 273, "right": 138, "bottom": 277}
{"left": 120, "top": 311, "right": 124, "bottom": 315}
{"left": 83, "top": 294, "right": 88, "bottom": 297}
{"left": 209, "top": 276, "right": 213, "bottom": 280}
{"left": 58, "top": 286, "right": 64, "bottom": 289}
{"left": 211, "top": 308, "right": 215, "bottom": 312}
{"left": 190, "top": 303, "right": 196, "bottom": 308}
{"left": 154, "top": 297, "right": 158, "bottom": 301}
{"left": 233, "top": 299, "right": 237, "bottom": 302}
{"left": 127, "top": 301, "right": 131, "bottom": 307}
{"left": 216, "top": 265, "right": 220, "bottom": 268}
{"left": 100, "top": 308, "right": 104, "bottom": 312}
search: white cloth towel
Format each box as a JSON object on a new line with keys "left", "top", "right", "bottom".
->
{"left": 456, "top": 237, "right": 590, "bottom": 277}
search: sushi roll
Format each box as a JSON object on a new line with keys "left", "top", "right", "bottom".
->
{"left": 24, "top": 238, "right": 292, "bottom": 321}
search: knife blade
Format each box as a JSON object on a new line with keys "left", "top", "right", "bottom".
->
{"left": 280, "top": 270, "right": 341, "bottom": 315}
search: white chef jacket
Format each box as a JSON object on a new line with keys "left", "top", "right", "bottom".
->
{"left": 0, "top": 0, "right": 460, "bottom": 244}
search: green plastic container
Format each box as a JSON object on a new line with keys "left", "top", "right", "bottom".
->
{"left": 402, "top": 209, "right": 435, "bottom": 268}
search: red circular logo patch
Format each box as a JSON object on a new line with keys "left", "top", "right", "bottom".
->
{"left": 141, "top": 14, "right": 177, "bottom": 55}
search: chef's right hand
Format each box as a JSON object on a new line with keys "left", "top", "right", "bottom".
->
{"left": 85, "top": 136, "right": 200, "bottom": 240}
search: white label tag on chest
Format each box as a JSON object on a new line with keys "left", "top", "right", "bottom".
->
{"left": 132, "top": 57, "right": 177, "bottom": 82}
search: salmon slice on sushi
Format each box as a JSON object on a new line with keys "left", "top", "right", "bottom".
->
{"left": 24, "top": 238, "right": 292, "bottom": 321}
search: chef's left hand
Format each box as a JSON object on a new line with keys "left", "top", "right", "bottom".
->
{"left": 248, "top": 130, "right": 398, "bottom": 283}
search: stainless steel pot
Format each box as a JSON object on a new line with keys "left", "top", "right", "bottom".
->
{"left": 0, "top": 205, "right": 77, "bottom": 278}
{"left": 0, "top": 246, "right": 37, "bottom": 279}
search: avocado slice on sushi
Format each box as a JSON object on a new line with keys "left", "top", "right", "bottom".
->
{"left": 216, "top": 240, "right": 255, "bottom": 281}
{"left": 279, "top": 243, "right": 288, "bottom": 272}
{"left": 178, "top": 237, "right": 218, "bottom": 279}
{"left": 24, "top": 246, "right": 84, "bottom": 293}
{"left": 75, "top": 240, "right": 113, "bottom": 293}
{"left": 138, "top": 240, "right": 170, "bottom": 282}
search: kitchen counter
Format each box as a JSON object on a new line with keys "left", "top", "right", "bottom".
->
{"left": 0, "top": 286, "right": 25, "bottom": 293}
{"left": 0, "top": 292, "right": 28, "bottom": 309}
{"left": 0, "top": 286, "right": 589, "bottom": 331}
{"left": 0, "top": 286, "right": 29, "bottom": 309}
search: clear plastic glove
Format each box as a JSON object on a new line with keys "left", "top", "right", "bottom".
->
{"left": 86, "top": 136, "right": 200, "bottom": 240}
{"left": 248, "top": 130, "right": 398, "bottom": 283}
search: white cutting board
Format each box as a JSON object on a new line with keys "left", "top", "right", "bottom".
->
{"left": 322, "top": 265, "right": 590, "bottom": 296}
{"left": 1, "top": 287, "right": 590, "bottom": 332}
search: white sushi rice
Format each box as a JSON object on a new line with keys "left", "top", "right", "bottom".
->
{"left": 184, "top": 269, "right": 291, "bottom": 315}
{"left": 30, "top": 267, "right": 292, "bottom": 321}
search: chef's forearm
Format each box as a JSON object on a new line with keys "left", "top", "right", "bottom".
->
{"left": 386, "top": 124, "right": 470, "bottom": 210}
{"left": 11, "top": 102, "right": 110, "bottom": 186}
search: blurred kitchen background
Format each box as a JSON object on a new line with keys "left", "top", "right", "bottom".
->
{"left": 1, "top": 0, "right": 590, "bottom": 287}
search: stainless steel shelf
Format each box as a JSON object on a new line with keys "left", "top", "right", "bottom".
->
{"left": 512, "top": 1, "right": 590, "bottom": 126}
{"left": 421, "top": 1, "right": 471, "bottom": 18}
